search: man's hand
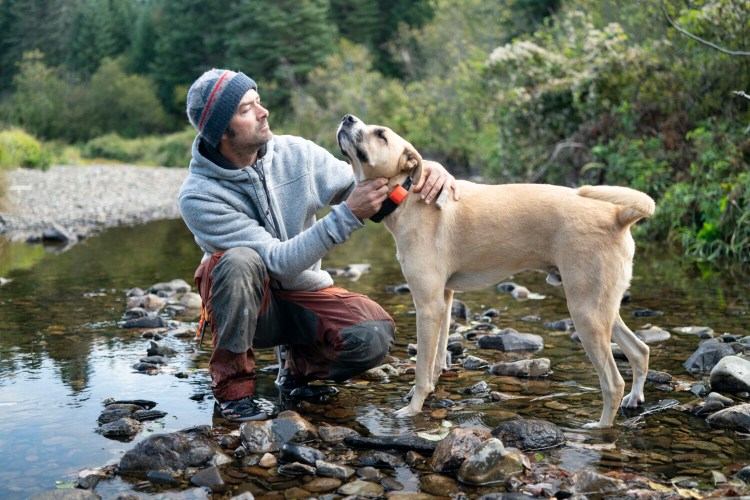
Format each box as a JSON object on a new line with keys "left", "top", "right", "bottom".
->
{"left": 412, "top": 160, "right": 460, "bottom": 205}
{"left": 345, "top": 178, "right": 389, "bottom": 220}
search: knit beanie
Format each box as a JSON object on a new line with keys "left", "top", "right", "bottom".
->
{"left": 186, "top": 69, "right": 257, "bottom": 147}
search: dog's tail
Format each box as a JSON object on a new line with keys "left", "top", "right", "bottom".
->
{"left": 577, "top": 185, "right": 656, "bottom": 227}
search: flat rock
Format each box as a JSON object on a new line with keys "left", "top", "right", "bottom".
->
{"left": 491, "top": 419, "right": 565, "bottom": 451}
{"left": 709, "top": 356, "right": 750, "bottom": 392}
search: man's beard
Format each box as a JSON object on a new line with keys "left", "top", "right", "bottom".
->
{"left": 227, "top": 123, "right": 272, "bottom": 156}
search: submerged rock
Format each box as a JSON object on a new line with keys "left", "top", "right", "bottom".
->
{"left": 706, "top": 403, "right": 750, "bottom": 431}
{"left": 683, "top": 338, "right": 736, "bottom": 374}
{"left": 563, "top": 469, "right": 624, "bottom": 496}
{"left": 477, "top": 329, "right": 544, "bottom": 351}
{"left": 118, "top": 425, "right": 219, "bottom": 472}
{"left": 489, "top": 358, "right": 551, "bottom": 378}
{"left": 462, "top": 355, "right": 490, "bottom": 370}
{"left": 456, "top": 438, "right": 528, "bottom": 486}
{"left": 491, "top": 419, "right": 565, "bottom": 451}
{"left": 344, "top": 434, "right": 437, "bottom": 455}
{"left": 430, "top": 428, "right": 491, "bottom": 472}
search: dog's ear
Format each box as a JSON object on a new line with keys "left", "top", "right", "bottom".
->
{"left": 400, "top": 146, "right": 423, "bottom": 184}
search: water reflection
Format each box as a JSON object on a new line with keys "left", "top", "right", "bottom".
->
{"left": 0, "top": 219, "right": 748, "bottom": 498}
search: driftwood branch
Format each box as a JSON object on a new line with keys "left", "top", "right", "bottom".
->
{"left": 661, "top": 0, "right": 750, "bottom": 57}
{"left": 734, "top": 91, "right": 750, "bottom": 101}
{"left": 530, "top": 141, "right": 588, "bottom": 183}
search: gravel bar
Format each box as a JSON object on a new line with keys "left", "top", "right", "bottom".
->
{"left": 0, "top": 165, "right": 189, "bottom": 241}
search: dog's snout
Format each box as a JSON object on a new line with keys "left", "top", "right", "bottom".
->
{"left": 342, "top": 114, "right": 356, "bottom": 124}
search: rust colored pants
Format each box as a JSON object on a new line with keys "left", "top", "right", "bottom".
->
{"left": 194, "top": 247, "right": 395, "bottom": 403}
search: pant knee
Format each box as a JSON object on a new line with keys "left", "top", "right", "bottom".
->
{"left": 216, "top": 247, "right": 266, "bottom": 280}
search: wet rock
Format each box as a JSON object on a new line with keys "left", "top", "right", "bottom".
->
{"left": 683, "top": 338, "right": 736, "bottom": 374}
{"left": 104, "top": 398, "right": 157, "bottom": 409}
{"left": 462, "top": 355, "right": 489, "bottom": 370}
{"left": 357, "top": 466, "right": 382, "bottom": 480}
{"left": 646, "top": 370, "right": 673, "bottom": 384}
{"left": 29, "top": 490, "right": 101, "bottom": 499}
{"left": 98, "top": 404, "right": 142, "bottom": 424}
{"left": 305, "top": 477, "right": 342, "bottom": 493}
{"left": 190, "top": 465, "right": 226, "bottom": 492}
{"left": 447, "top": 341, "right": 464, "bottom": 356}
{"left": 278, "top": 462, "right": 316, "bottom": 475}
{"left": 709, "top": 355, "right": 750, "bottom": 392}
{"left": 706, "top": 403, "right": 750, "bottom": 431}
{"left": 489, "top": 358, "right": 551, "bottom": 378}
{"left": 338, "top": 479, "right": 384, "bottom": 497}
{"left": 344, "top": 434, "right": 437, "bottom": 455}
{"left": 673, "top": 325, "right": 715, "bottom": 338}
{"left": 544, "top": 318, "right": 574, "bottom": 331}
{"left": 178, "top": 292, "right": 202, "bottom": 309}
{"left": 240, "top": 410, "right": 318, "bottom": 453}
{"left": 477, "top": 329, "right": 544, "bottom": 351}
{"left": 735, "top": 465, "right": 750, "bottom": 482}
{"left": 451, "top": 299, "right": 470, "bottom": 321}
{"left": 318, "top": 425, "right": 360, "bottom": 443}
{"left": 635, "top": 325, "right": 671, "bottom": 343}
{"left": 146, "top": 340, "right": 177, "bottom": 357}
{"left": 76, "top": 468, "right": 107, "bottom": 490}
{"left": 360, "top": 367, "right": 390, "bottom": 381}
{"left": 131, "top": 362, "right": 159, "bottom": 372}
{"left": 420, "top": 473, "right": 460, "bottom": 496}
{"left": 632, "top": 309, "right": 662, "bottom": 318}
{"left": 482, "top": 308, "right": 503, "bottom": 318}
{"left": 279, "top": 442, "right": 325, "bottom": 465}
{"left": 119, "top": 425, "right": 219, "bottom": 472}
{"left": 259, "top": 452, "right": 276, "bottom": 468}
{"left": 464, "top": 380, "right": 490, "bottom": 395}
{"left": 42, "top": 223, "right": 78, "bottom": 244}
{"left": 381, "top": 476, "right": 404, "bottom": 491}
{"left": 456, "top": 438, "right": 528, "bottom": 486}
{"left": 99, "top": 417, "right": 141, "bottom": 439}
{"left": 315, "top": 460, "right": 356, "bottom": 479}
{"left": 353, "top": 450, "right": 405, "bottom": 468}
{"left": 563, "top": 469, "right": 624, "bottom": 496}
{"left": 149, "top": 278, "right": 192, "bottom": 295}
{"left": 491, "top": 419, "right": 565, "bottom": 451}
{"left": 430, "top": 428, "right": 491, "bottom": 472}
{"left": 132, "top": 409, "right": 167, "bottom": 422}
{"left": 706, "top": 392, "right": 735, "bottom": 407}
{"left": 146, "top": 470, "right": 180, "bottom": 487}
{"left": 123, "top": 308, "right": 147, "bottom": 320}
{"left": 122, "top": 316, "right": 167, "bottom": 329}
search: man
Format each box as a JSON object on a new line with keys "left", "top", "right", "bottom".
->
{"left": 179, "top": 68, "right": 458, "bottom": 422}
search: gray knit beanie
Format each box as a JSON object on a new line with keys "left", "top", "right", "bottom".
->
{"left": 186, "top": 69, "right": 257, "bottom": 147}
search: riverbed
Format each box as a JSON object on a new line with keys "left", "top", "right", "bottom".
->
{"left": 0, "top": 217, "right": 748, "bottom": 498}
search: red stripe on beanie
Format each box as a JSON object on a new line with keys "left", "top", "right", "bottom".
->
{"left": 198, "top": 71, "right": 232, "bottom": 131}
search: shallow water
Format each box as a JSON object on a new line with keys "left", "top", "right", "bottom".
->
{"left": 0, "top": 218, "right": 748, "bottom": 498}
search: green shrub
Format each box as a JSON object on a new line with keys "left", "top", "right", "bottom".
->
{"left": 82, "top": 128, "right": 193, "bottom": 167}
{"left": 0, "top": 128, "right": 52, "bottom": 170}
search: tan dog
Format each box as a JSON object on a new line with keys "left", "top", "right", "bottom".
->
{"left": 336, "top": 115, "right": 656, "bottom": 428}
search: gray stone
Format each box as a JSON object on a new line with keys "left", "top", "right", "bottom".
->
{"left": 491, "top": 419, "right": 565, "bottom": 451}
{"left": 706, "top": 403, "right": 750, "bottom": 431}
{"left": 353, "top": 450, "right": 405, "bottom": 468}
{"left": 179, "top": 292, "right": 202, "bottom": 309}
{"left": 420, "top": 473, "right": 460, "bottom": 496}
{"left": 279, "top": 442, "right": 325, "bottom": 465}
{"left": 430, "top": 428, "right": 491, "bottom": 472}
{"left": 457, "top": 438, "right": 528, "bottom": 486}
{"left": 99, "top": 417, "right": 141, "bottom": 439}
{"left": 462, "top": 355, "right": 489, "bottom": 370}
{"left": 489, "top": 358, "right": 551, "bottom": 378}
{"left": 477, "top": 330, "right": 544, "bottom": 351}
{"left": 564, "top": 469, "right": 624, "bottom": 495}
{"left": 634, "top": 325, "right": 671, "bottom": 343}
{"left": 119, "top": 426, "right": 218, "bottom": 472}
{"left": 277, "top": 462, "right": 316, "bottom": 475}
{"left": 464, "top": 380, "right": 490, "bottom": 395}
{"left": 344, "top": 434, "right": 437, "bottom": 455}
{"left": 97, "top": 404, "right": 142, "bottom": 424}
{"left": 683, "top": 339, "right": 736, "bottom": 374}
{"left": 709, "top": 356, "right": 750, "bottom": 392}
{"left": 149, "top": 278, "right": 192, "bottom": 295}
{"left": 315, "top": 460, "right": 355, "bottom": 479}
{"left": 146, "top": 470, "right": 180, "bottom": 486}
{"left": 190, "top": 465, "right": 225, "bottom": 492}
{"left": 318, "top": 425, "right": 360, "bottom": 443}
{"left": 337, "top": 479, "right": 384, "bottom": 497}
{"left": 673, "top": 325, "right": 715, "bottom": 337}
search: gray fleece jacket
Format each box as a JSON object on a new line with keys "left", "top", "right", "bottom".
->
{"left": 178, "top": 135, "right": 363, "bottom": 291}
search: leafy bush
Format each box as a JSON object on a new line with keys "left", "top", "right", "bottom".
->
{"left": 82, "top": 128, "right": 193, "bottom": 167}
{"left": 0, "top": 128, "right": 52, "bottom": 170}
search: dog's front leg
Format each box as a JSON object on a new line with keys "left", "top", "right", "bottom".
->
{"left": 432, "top": 289, "right": 454, "bottom": 386}
{"left": 395, "top": 289, "right": 446, "bottom": 417}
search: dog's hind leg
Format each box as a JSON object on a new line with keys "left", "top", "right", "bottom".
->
{"left": 432, "top": 289, "right": 454, "bottom": 386}
{"left": 611, "top": 314, "right": 648, "bottom": 408}
{"left": 395, "top": 286, "right": 448, "bottom": 417}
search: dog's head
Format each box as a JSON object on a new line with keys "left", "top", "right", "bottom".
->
{"left": 336, "top": 114, "right": 422, "bottom": 182}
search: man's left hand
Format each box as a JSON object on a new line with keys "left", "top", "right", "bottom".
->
{"left": 412, "top": 160, "right": 460, "bottom": 205}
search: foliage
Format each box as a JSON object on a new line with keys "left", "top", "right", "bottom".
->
{"left": 0, "top": 128, "right": 52, "bottom": 170}
{"left": 82, "top": 128, "right": 194, "bottom": 168}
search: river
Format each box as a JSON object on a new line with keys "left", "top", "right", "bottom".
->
{"left": 0, "top": 218, "right": 748, "bottom": 498}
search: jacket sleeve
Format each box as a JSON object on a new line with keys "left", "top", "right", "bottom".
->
{"left": 178, "top": 181, "right": 363, "bottom": 282}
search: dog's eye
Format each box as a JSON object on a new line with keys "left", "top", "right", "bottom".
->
{"left": 374, "top": 129, "right": 387, "bottom": 143}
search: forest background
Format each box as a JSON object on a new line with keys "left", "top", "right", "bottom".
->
{"left": 0, "top": 0, "right": 748, "bottom": 262}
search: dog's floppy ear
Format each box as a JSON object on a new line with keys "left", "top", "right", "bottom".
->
{"left": 399, "top": 146, "right": 422, "bottom": 184}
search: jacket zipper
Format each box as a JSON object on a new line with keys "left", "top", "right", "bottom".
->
{"left": 252, "top": 159, "right": 284, "bottom": 290}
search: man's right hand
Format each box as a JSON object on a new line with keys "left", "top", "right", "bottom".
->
{"left": 344, "top": 178, "right": 389, "bottom": 220}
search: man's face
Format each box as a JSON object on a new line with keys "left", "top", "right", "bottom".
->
{"left": 223, "top": 89, "right": 272, "bottom": 152}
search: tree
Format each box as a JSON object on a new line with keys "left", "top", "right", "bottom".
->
{"left": 226, "top": 0, "right": 337, "bottom": 116}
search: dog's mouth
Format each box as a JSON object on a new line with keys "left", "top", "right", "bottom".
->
{"left": 336, "top": 115, "right": 368, "bottom": 164}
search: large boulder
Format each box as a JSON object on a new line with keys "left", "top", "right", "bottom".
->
{"left": 709, "top": 356, "right": 750, "bottom": 393}
{"left": 118, "top": 426, "right": 220, "bottom": 472}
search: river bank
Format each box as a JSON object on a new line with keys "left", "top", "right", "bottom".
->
{"left": 0, "top": 164, "right": 188, "bottom": 243}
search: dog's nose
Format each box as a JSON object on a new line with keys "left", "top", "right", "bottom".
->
{"left": 342, "top": 114, "right": 356, "bottom": 124}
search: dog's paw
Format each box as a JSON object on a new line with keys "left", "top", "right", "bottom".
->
{"left": 394, "top": 405, "right": 420, "bottom": 418}
{"left": 620, "top": 391, "right": 644, "bottom": 408}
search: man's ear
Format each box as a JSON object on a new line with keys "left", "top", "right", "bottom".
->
{"left": 399, "top": 147, "right": 423, "bottom": 184}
